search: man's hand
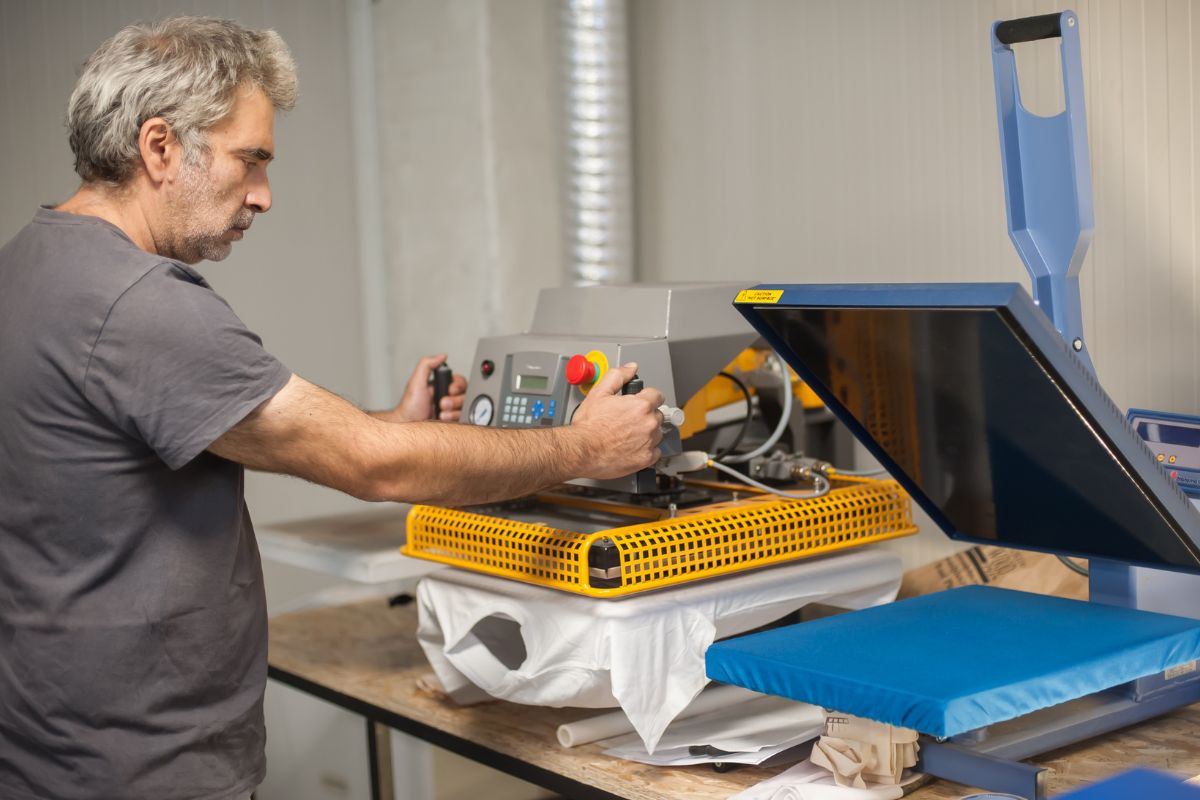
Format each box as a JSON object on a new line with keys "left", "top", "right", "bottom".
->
{"left": 387, "top": 354, "right": 467, "bottom": 422}
{"left": 569, "top": 362, "right": 666, "bottom": 480}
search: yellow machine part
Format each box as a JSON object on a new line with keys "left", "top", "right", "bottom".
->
{"left": 678, "top": 348, "right": 825, "bottom": 440}
{"left": 403, "top": 475, "right": 917, "bottom": 598}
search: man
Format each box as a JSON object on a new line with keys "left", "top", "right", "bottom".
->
{"left": 0, "top": 17, "right": 664, "bottom": 800}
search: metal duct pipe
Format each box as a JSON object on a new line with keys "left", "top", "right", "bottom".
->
{"left": 561, "top": 0, "right": 636, "bottom": 286}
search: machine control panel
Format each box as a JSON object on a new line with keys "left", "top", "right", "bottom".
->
{"left": 1129, "top": 408, "right": 1200, "bottom": 497}
{"left": 453, "top": 283, "right": 760, "bottom": 493}
{"left": 465, "top": 348, "right": 628, "bottom": 429}
{"left": 497, "top": 351, "right": 571, "bottom": 428}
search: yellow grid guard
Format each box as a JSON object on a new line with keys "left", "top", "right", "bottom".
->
{"left": 403, "top": 476, "right": 917, "bottom": 597}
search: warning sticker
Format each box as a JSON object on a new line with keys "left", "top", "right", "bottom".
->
{"left": 735, "top": 289, "right": 784, "bottom": 304}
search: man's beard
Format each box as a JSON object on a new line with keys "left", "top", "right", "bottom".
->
{"left": 165, "top": 158, "right": 254, "bottom": 264}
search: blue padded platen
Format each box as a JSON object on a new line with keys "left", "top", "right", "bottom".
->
{"left": 705, "top": 586, "right": 1200, "bottom": 737}
{"left": 1056, "top": 768, "right": 1200, "bottom": 798}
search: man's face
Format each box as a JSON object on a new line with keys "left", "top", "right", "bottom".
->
{"left": 162, "top": 86, "right": 276, "bottom": 264}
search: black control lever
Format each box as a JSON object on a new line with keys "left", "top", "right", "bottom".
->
{"left": 430, "top": 362, "right": 452, "bottom": 420}
{"left": 622, "top": 374, "right": 644, "bottom": 395}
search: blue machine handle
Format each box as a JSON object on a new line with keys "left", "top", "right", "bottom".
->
{"left": 991, "top": 10, "right": 1095, "bottom": 373}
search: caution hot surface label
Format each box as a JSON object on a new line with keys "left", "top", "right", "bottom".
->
{"left": 735, "top": 289, "right": 784, "bottom": 304}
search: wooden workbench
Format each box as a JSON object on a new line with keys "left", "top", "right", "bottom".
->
{"left": 268, "top": 598, "right": 1200, "bottom": 800}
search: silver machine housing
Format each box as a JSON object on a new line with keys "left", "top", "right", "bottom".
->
{"left": 460, "top": 283, "right": 759, "bottom": 493}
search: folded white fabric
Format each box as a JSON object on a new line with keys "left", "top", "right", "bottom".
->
{"left": 728, "top": 760, "right": 906, "bottom": 800}
{"left": 415, "top": 549, "right": 902, "bottom": 752}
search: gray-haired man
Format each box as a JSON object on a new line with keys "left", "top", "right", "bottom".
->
{"left": 0, "top": 16, "right": 664, "bottom": 800}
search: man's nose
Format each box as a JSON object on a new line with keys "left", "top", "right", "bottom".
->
{"left": 246, "top": 175, "right": 272, "bottom": 214}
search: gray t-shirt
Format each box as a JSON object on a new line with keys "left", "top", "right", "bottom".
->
{"left": 0, "top": 208, "right": 292, "bottom": 800}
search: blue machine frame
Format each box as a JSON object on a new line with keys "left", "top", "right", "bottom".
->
{"left": 992, "top": 10, "right": 1094, "bottom": 373}
{"left": 718, "top": 10, "right": 1200, "bottom": 799}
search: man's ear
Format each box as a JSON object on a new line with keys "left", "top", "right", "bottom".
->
{"left": 138, "top": 117, "right": 181, "bottom": 185}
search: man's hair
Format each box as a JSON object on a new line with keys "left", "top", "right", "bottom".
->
{"left": 67, "top": 16, "right": 298, "bottom": 185}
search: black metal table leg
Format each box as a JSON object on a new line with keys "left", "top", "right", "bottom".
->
{"left": 367, "top": 719, "right": 395, "bottom": 800}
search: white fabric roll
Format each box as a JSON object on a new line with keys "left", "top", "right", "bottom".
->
{"left": 557, "top": 684, "right": 761, "bottom": 747}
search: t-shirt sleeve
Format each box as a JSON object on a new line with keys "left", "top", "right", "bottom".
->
{"left": 83, "top": 264, "right": 293, "bottom": 470}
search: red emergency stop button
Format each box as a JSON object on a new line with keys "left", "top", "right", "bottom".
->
{"left": 565, "top": 354, "right": 597, "bottom": 385}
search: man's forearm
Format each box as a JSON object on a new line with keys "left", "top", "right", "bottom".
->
{"left": 211, "top": 375, "right": 591, "bottom": 506}
{"left": 211, "top": 372, "right": 659, "bottom": 507}
{"left": 364, "top": 420, "right": 590, "bottom": 506}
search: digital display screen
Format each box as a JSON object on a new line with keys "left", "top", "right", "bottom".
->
{"left": 1137, "top": 421, "right": 1200, "bottom": 449}
{"left": 516, "top": 374, "right": 548, "bottom": 391}
{"left": 756, "top": 304, "right": 1200, "bottom": 569}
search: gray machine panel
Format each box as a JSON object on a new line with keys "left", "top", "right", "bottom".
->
{"left": 459, "top": 284, "right": 760, "bottom": 494}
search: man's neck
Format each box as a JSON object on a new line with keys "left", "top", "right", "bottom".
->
{"left": 55, "top": 184, "right": 159, "bottom": 255}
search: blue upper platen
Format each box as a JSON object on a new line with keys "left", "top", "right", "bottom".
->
{"left": 734, "top": 283, "right": 1200, "bottom": 571}
{"left": 705, "top": 586, "right": 1200, "bottom": 737}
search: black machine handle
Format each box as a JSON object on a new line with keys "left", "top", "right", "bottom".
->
{"left": 621, "top": 374, "right": 644, "bottom": 395}
{"left": 995, "top": 12, "right": 1063, "bottom": 45}
{"left": 430, "top": 362, "right": 452, "bottom": 419}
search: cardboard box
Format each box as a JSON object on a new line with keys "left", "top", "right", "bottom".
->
{"left": 898, "top": 545, "right": 1088, "bottom": 601}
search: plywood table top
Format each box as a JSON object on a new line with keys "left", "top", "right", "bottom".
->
{"left": 268, "top": 598, "right": 1200, "bottom": 799}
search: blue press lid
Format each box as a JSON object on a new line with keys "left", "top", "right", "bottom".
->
{"left": 735, "top": 283, "right": 1200, "bottom": 572}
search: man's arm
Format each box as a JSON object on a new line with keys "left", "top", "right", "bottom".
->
{"left": 208, "top": 362, "right": 665, "bottom": 506}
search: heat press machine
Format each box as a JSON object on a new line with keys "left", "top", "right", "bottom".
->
{"left": 401, "top": 282, "right": 918, "bottom": 597}
{"left": 707, "top": 11, "right": 1200, "bottom": 799}
{"left": 403, "top": 284, "right": 921, "bottom": 751}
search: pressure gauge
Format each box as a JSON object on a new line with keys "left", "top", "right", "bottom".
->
{"left": 469, "top": 395, "right": 494, "bottom": 426}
